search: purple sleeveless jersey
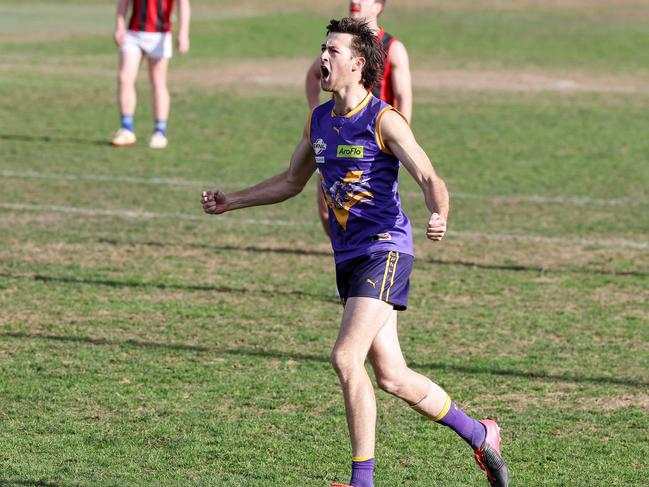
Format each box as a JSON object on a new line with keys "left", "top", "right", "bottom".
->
{"left": 309, "top": 93, "right": 414, "bottom": 263}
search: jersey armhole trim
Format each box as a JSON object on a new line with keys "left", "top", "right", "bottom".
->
{"left": 376, "top": 106, "right": 409, "bottom": 154}
{"left": 306, "top": 107, "right": 315, "bottom": 141}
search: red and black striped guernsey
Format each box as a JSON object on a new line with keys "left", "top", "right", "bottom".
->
{"left": 128, "top": 0, "right": 176, "bottom": 33}
{"left": 371, "top": 28, "right": 397, "bottom": 106}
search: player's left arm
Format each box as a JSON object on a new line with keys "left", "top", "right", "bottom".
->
{"left": 113, "top": 0, "right": 130, "bottom": 47}
{"left": 388, "top": 40, "right": 413, "bottom": 123}
{"left": 305, "top": 56, "right": 323, "bottom": 110}
{"left": 201, "top": 116, "right": 317, "bottom": 215}
{"left": 176, "top": 0, "right": 191, "bottom": 54}
{"left": 379, "top": 110, "right": 449, "bottom": 241}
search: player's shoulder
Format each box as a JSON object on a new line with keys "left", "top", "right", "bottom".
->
{"left": 312, "top": 98, "right": 335, "bottom": 117}
{"left": 388, "top": 38, "right": 409, "bottom": 58}
{"left": 381, "top": 105, "right": 407, "bottom": 122}
{"left": 377, "top": 106, "right": 409, "bottom": 137}
{"left": 307, "top": 99, "right": 335, "bottom": 138}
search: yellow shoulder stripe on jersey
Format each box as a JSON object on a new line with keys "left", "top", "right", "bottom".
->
{"left": 306, "top": 107, "right": 315, "bottom": 141}
{"left": 331, "top": 91, "right": 373, "bottom": 118}
{"left": 376, "top": 106, "right": 409, "bottom": 154}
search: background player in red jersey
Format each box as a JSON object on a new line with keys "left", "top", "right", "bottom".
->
{"left": 306, "top": 0, "right": 412, "bottom": 237}
{"left": 112, "top": 0, "right": 191, "bottom": 149}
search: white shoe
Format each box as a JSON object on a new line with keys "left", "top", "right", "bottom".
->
{"left": 149, "top": 132, "right": 168, "bottom": 149}
{"left": 111, "top": 128, "right": 136, "bottom": 147}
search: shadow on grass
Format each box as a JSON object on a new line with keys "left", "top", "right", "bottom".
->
{"left": 0, "top": 272, "right": 337, "bottom": 304}
{"left": 3, "top": 331, "right": 647, "bottom": 389}
{"left": 96, "top": 238, "right": 649, "bottom": 278}
{"left": 0, "top": 133, "right": 109, "bottom": 147}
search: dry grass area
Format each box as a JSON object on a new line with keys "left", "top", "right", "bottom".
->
{"left": 7, "top": 57, "right": 649, "bottom": 95}
{"left": 2, "top": 213, "right": 647, "bottom": 278}
{"left": 200, "top": 0, "right": 649, "bottom": 16}
{"left": 483, "top": 386, "right": 649, "bottom": 414}
{"left": 171, "top": 60, "right": 649, "bottom": 94}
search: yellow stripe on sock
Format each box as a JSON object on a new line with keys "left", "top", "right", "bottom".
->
{"left": 431, "top": 394, "right": 452, "bottom": 422}
{"left": 352, "top": 456, "right": 374, "bottom": 462}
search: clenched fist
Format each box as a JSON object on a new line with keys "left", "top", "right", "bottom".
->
{"left": 426, "top": 212, "right": 447, "bottom": 241}
{"left": 201, "top": 189, "right": 228, "bottom": 215}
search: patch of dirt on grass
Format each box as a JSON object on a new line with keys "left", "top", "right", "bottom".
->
{"left": 170, "top": 58, "right": 313, "bottom": 92}
{"left": 480, "top": 387, "right": 649, "bottom": 416}
{"left": 0, "top": 211, "right": 72, "bottom": 226}
{"left": 579, "top": 394, "right": 649, "bottom": 414}
{"left": 419, "top": 0, "right": 649, "bottom": 12}
{"left": 0, "top": 31, "right": 86, "bottom": 43}
{"left": 5, "top": 54, "right": 649, "bottom": 95}
{"left": 415, "top": 236, "right": 649, "bottom": 276}
{"left": 593, "top": 284, "right": 649, "bottom": 307}
{"left": 412, "top": 69, "right": 647, "bottom": 94}
{"left": 480, "top": 382, "right": 579, "bottom": 412}
{"left": 202, "top": 0, "right": 649, "bottom": 16}
{"left": 171, "top": 60, "right": 649, "bottom": 95}
{"left": 0, "top": 310, "right": 51, "bottom": 329}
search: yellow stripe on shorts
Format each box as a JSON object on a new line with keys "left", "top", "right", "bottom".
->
{"left": 379, "top": 251, "right": 399, "bottom": 302}
{"left": 378, "top": 251, "right": 394, "bottom": 300}
{"left": 384, "top": 252, "right": 400, "bottom": 302}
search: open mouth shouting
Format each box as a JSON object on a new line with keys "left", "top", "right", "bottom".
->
{"left": 321, "top": 64, "right": 331, "bottom": 84}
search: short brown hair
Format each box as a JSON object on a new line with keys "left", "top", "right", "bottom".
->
{"left": 326, "top": 17, "right": 385, "bottom": 90}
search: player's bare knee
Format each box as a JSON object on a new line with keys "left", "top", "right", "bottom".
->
{"left": 376, "top": 370, "right": 407, "bottom": 396}
{"left": 330, "top": 348, "right": 363, "bottom": 379}
{"left": 150, "top": 79, "right": 169, "bottom": 95}
{"left": 118, "top": 71, "right": 136, "bottom": 87}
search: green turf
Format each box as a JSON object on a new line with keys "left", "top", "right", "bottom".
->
{"left": 1, "top": 1, "right": 648, "bottom": 486}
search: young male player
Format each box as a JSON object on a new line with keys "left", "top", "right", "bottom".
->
{"left": 111, "top": 0, "right": 191, "bottom": 149}
{"left": 306, "top": 0, "right": 412, "bottom": 237}
{"left": 202, "top": 18, "right": 509, "bottom": 487}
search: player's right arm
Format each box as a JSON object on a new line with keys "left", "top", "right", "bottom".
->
{"left": 113, "top": 0, "right": 130, "bottom": 47}
{"left": 389, "top": 40, "right": 413, "bottom": 123}
{"left": 201, "top": 118, "right": 317, "bottom": 215}
{"left": 305, "top": 57, "right": 322, "bottom": 110}
{"left": 379, "top": 109, "right": 449, "bottom": 241}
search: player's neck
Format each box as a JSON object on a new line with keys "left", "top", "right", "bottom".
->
{"left": 332, "top": 85, "right": 371, "bottom": 117}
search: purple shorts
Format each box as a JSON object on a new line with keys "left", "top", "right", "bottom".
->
{"left": 336, "top": 250, "right": 414, "bottom": 311}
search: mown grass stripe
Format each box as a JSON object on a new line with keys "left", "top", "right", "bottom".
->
{"left": 1, "top": 169, "right": 641, "bottom": 207}
{"left": 2, "top": 202, "right": 647, "bottom": 250}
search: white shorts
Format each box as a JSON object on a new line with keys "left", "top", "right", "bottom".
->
{"left": 122, "top": 30, "right": 172, "bottom": 59}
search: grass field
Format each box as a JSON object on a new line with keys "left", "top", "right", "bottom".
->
{"left": 1, "top": 0, "right": 648, "bottom": 485}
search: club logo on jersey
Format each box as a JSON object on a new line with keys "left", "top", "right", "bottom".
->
{"left": 313, "top": 138, "right": 327, "bottom": 155}
{"left": 320, "top": 170, "right": 373, "bottom": 230}
{"left": 336, "top": 145, "right": 364, "bottom": 159}
{"left": 372, "top": 232, "right": 392, "bottom": 241}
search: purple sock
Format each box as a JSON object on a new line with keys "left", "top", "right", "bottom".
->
{"left": 438, "top": 401, "right": 486, "bottom": 450}
{"left": 349, "top": 458, "right": 374, "bottom": 487}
